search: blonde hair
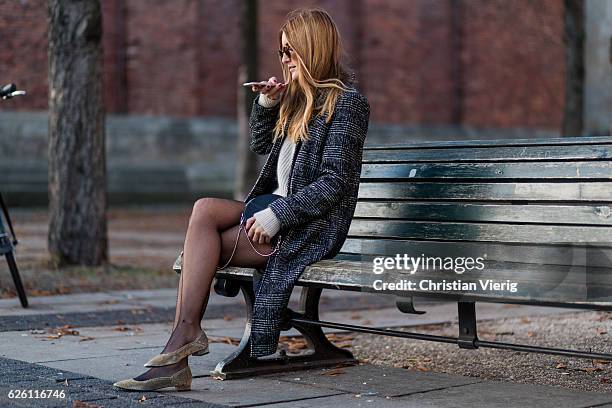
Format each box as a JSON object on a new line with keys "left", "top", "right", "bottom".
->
{"left": 273, "top": 8, "right": 354, "bottom": 143}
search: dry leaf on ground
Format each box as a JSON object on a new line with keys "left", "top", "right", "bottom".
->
{"left": 208, "top": 336, "right": 240, "bottom": 346}
{"left": 320, "top": 367, "right": 346, "bottom": 376}
{"left": 575, "top": 367, "right": 603, "bottom": 374}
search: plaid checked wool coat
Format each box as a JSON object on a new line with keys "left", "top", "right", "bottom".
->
{"left": 245, "top": 87, "right": 370, "bottom": 357}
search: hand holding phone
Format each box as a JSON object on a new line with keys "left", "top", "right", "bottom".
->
{"left": 243, "top": 81, "right": 268, "bottom": 88}
{"left": 244, "top": 77, "right": 287, "bottom": 100}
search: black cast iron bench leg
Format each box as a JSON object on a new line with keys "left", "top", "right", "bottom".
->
{"left": 211, "top": 275, "right": 356, "bottom": 379}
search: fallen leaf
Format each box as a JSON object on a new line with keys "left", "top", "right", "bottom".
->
{"left": 30, "top": 289, "right": 53, "bottom": 296}
{"left": 597, "top": 328, "right": 607, "bottom": 335}
{"left": 79, "top": 336, "right": 95, "bottom": 342}
{"left": 334, "top": 341, "right": 353, "bottom": 349}
{"left": 320, "top": 367, "right": 346, "bottom": 376}
{"left": 208, "top": 336, "right": 240, "bottom": 346}
{"left": 50, "top": 325, "right": 79, "bottom": 336}
{"left": 45, "top": 335, "right": 62, "bottom": 340}
{"left": 575, "top": 367, "right": 603, "bottom": 374}
{"left": 555, "top": 363, "right": 567, "bottom": 369}
{"left": 326, "top": 333, "right": 355, "bottom": 342}
{"left": 279, "top": 336, "right": 308, "bottom": 353}
{"left": 223, "top": 315, "right": 233, "bottom": 321}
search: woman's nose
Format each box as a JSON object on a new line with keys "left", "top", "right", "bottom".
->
{"left": 282, "top": 55, "right": 291, "bottom": 64}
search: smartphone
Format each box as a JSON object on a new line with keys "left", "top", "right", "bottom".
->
{"left": 243, "top": 81, "right": 268, "bottom": 87}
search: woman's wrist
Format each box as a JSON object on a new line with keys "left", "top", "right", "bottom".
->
{"left": 258, "top": 93, "right": 281, "bottom": 108}
{"left": 253, "top": 207, "right": 281, "bottom": 237}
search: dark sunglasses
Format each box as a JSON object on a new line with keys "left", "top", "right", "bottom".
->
{"left": 278, "top": 45, "right": 294, "bottom": 59}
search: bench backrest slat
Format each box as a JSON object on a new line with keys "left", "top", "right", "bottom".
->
{"left": 339, "top": 238, "right": 612, "bottom": 268}
{"left": 363, "top": 135, "right": 612, "bottom": 150}
{"left": 363, "top": 144, "right": 612, "bottom": 162}
{"left": 348, "top": 219, "right": 612, "bottom": 245}
{"left": 353, "top": 202, "right": 612, "bottom": 226}
{"left": 362, "top": 162, "right": 612, "bottom": 180}
{"left": 358, "top": 182, "right": 612, "bottom": 201}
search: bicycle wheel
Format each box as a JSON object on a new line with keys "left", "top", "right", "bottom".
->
{"left": 5, "top": 251, "right": 28, "bottom": 308}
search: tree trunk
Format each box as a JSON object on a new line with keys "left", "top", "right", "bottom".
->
{"left": 562, "top": 0, "right": 585, "bottom": 136}
{"left": 47, "top": 0, "right": 107, "bottom": 266}
{"left": 234, "top": 0, "right": 259, "bottom": 200}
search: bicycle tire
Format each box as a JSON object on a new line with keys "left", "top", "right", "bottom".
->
{"left": 5, "top": 251, "right": 28, "bottom": 308}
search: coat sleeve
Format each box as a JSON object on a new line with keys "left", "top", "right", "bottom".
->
{"left": 249, "top": 94, "right": 281, "bottom": 155}
{"left": 267, "top": 91, "right": 370, "bottom": 232}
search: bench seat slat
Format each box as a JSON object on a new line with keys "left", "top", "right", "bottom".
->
{"left": 214, "top": 260, "right": 612, "bottom": 308}
{"left": 310, "top": 259, "right": 612, "bottom": 287}
{"left": 339, "top": 238, "right": 612, "bottom": 268}
{"left": 353, "top": 202, "right": 612, "bottom": 225}
{"left": 361, "top": 162, "right": 612, "bottom": 180}
{"left": 363, "top": 145, "right": 612, "bottom": 163}
{"left": 359, "top": 182, "right": 612, "bottom": 202}
{"left": 347, "top": 219, "right": 612, "bottom": 245}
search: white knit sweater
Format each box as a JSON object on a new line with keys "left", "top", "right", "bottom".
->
{"left": 252, "top": 93, "right": 295, "bottom": 238}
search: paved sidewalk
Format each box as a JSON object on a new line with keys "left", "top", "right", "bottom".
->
{"left": 1, "top": 289, "right": 610, "bottom": 407}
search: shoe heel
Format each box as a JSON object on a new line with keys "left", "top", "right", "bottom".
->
{"left": 193, "top": 346, "right": 209, "bottom": 356}
{"left": 173, "top": 366, "right": 192, "bottom": 391}
{"left": 175, "top": 382, "right": 191, "bottom": 391}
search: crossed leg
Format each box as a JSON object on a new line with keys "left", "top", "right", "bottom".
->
{"left": 133, "top": 197, "right": 273, "bottom": 381}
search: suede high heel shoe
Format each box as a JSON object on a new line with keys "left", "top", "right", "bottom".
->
{"left": 144, "top": 329, "right": 209, "bottom": 367}
{"left": 113, "top": 366, "right": 192, "bottom": 391}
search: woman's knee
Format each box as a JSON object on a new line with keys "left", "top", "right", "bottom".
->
{"left": 190, "top": 197, "right": 218, "bottom": 227}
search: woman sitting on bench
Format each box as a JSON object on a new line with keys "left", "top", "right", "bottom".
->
{"left": 114, "top": 7, "right": 370, "bottom": 392}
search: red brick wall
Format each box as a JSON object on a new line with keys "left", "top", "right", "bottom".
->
{"left": 461, "top": 0, "right": 565, "bottom": 128}
{"left": 0, "top": 0, "right": 48, "bottom": 111}
{"left": 0, "top": 0, "right": 566, "bottom": 130}
{"left": 124, "top": 0, "right": 200, "bottom": 116}
{"left": 196, "top": 0, "right": 242, "bottom": 117}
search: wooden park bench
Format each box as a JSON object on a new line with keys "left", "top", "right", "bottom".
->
{"left": 175, "top": 135, "right": 612, "bottom": 379}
